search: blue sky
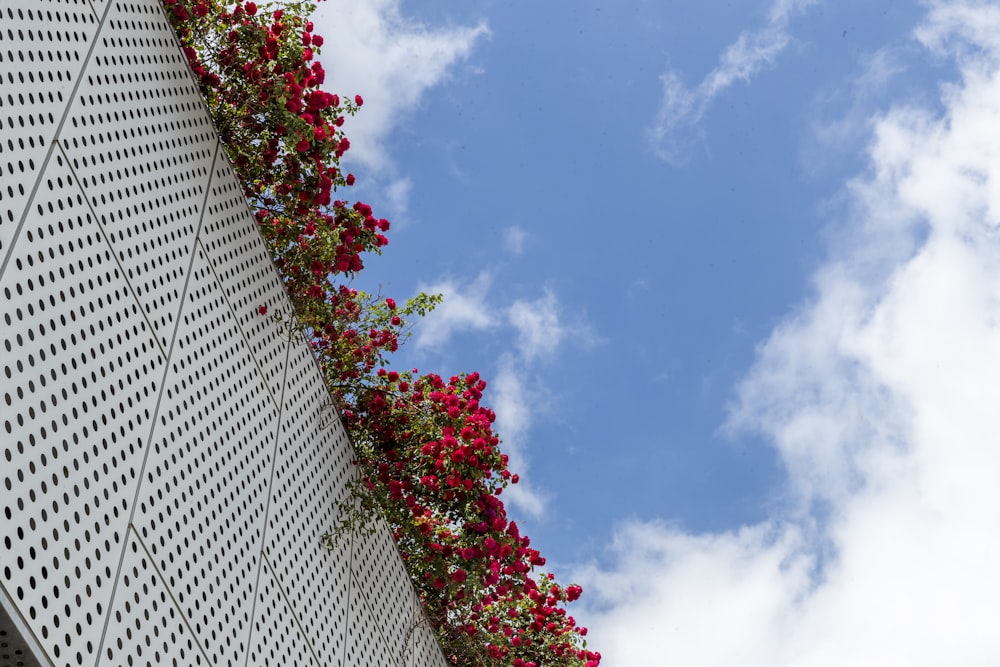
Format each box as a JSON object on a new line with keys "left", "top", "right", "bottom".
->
{"left": 316, "top": 1, "right": 1000, "bottom": 663}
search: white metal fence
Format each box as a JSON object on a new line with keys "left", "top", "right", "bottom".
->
{"left": 0, "top": 2, "right": 445, "bottom": 666}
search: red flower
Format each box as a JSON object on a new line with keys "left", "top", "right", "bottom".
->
{"left": 244, "top": 1, "right": 256, "bottom": 14}
{"left": 257, "top": 305, "right": 268, "bottom": 316}
{"left": 345, "top": 173, "right": 356, "bottom": 186}
{"left": 355, "top": 94, "right": 364, "bottom": 106}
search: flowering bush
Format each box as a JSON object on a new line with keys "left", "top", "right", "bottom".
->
{"left": 165, "top": 1, "right": 599, "bottom": 665}
{"left": 165, "top": 0, "right": 386, "bottom": 302}
{"left": 333, "top": 369, "right": 600, "bottom": 666}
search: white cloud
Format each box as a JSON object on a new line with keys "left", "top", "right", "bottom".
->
{"left": 498, "top": 290, "right": 601, "bottom": 515}
{"left": 412, "top": 279, "right": 599, "bottom": 517}
{"left": 508, "top": 288, "right": 603, "bottom": 363}
{"left": 491, "top": 355, "right": 547, "bottom": 518}
{"left": 382, "top": 176, "right": 412, "bottom": 216}
{"left": 508, "top": 289, "right": 565, "bottom": 362}
{"left": 414, "top": 272, "right": 495, "bottom": 350}
{"left": 579, "top": 4, "right": 1000, "bottom": 664}
{"left": 312, "top": 0, "right": 488, "bottom": 217}
{"left": 576, "top": 521, "right": 812, "bottom": 666}
{"left": 650, "top": 0, "right": 816, "bottom": 163}
{"left": 806, "top": 48, "right": 909, "bottom": 173}
{"left": 314, "top": 0, "right": 489, "bottom": 172}
{"left": 502, "top": 226, "right": 528, "bottom": 256}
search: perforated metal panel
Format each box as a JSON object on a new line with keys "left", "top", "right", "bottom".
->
{"left": 133, "top": 244, "right": 279, "bottom": 667}
{"left": 58, "top": 0, "right": 218, "bottom": 350}
{"left": 100, "top": 532, "right": 209, "bottom": 667}
{"left": 0, "top": 0, "right": 99, "bottom": 256}
{"left": 198, "top": 158, "right": 290, "bottom": 400}
{"left": 262, "top": 342, "right": 355, "bottom": 663}
{"left": 344, "top": 575, "right": 394, "bottom": 667}
{"left": 246, "top": 559, "right": 320, "bottom": 667}
{"left": 0, "top": 147, "right": 164, "bottom": 667}
{"left": 0, "top": 590, "right": 46, "bottom": 667}
{"left": 410, "top": 617, "right": 449, "bottom": 667}
{"left": 1, "top": 1, "right": 449, "bottom": 666}
{"left": 351, "top": 520, "right": 418, "bottom": 655}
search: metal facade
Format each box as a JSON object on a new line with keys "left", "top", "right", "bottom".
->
{"left": 0, "top": 2, "right": 447, "bottom": 666}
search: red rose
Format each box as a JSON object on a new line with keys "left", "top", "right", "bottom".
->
{"left": 346, "top": 173, "right": 356, "bottom": 186}
{"left": 355, "top": 94, "right": 364, "bottom": 106}
{"left": 257, "top": 305, "right": 268, "bottom": 316}
{"left": 245, "top": 1, "right": 256, "bottom": 14}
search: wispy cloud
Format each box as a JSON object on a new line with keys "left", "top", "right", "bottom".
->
{"left": 314, "top": 0, "right": 489, "bottom": 215}
{"left": 491, "top": 355, "right": 547, "bottom": 517}
{"left": 650, "top": 0, "right": 816, "bottom": 163}
{"left": 806, "top": 48, "right": 908, "bottom": 172}
{"left": 502, "top": 226, "right": 528, "bottom": 256}
{"left": 507, "top": 288, "right": 601, "bottom": 363}
{"left": 508, "top": 290, "right": 565, "bottom": 362}
{"left": 412, "top": 280, "right": 598, "bottom": 517}
{"left": 581, "top": 4, "right": 1000, "bottom": 663}
{"left": 414, "top": 272, "right": 496, "bottom": 350}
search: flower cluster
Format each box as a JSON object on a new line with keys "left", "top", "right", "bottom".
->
{"left": 334, "top": 369, "right": 600, "bottom": 667}
{"left": 166, "top": 0, "right": 599, "bottom": 664}
{"left": 164, "top": 0, "right": 387, "bottom": 306}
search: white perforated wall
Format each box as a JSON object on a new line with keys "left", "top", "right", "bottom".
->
{"left": 0, "top": 2, "right": 448, "bottom": 666}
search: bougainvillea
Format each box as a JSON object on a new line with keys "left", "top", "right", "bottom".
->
{"left": 165, "top": 0, "right": 599, "bottom": 664}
